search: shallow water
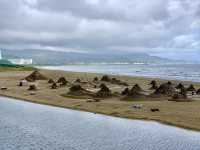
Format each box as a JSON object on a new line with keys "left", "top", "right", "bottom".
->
{"left": 0, "top": 96, "right": 200, "bottom": 150}
{"left": 39, "top": 63, "right": 200, "bottom": 82}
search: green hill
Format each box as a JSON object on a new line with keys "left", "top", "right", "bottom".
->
{"left": 2, "top": 49, "right": 172, "bottom": 65}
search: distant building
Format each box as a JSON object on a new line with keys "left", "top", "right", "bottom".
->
{"left": 8, "top": 59, "right": 33, "bottom": 65}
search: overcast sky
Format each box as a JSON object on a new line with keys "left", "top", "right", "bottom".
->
{"left": 0, "top": 0, "right": 200, "bottom": 59}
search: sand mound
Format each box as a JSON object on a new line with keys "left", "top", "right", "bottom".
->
{"left": 101, "top": 75, "right": 111, "bottom": 82}
{"left": 25, "top": 70, "right": 47, "bottom": 82}
{"left": 51, "top": 83, "right": 58, "bottom": 89}
{"left": 48, "top": 79, "right": 55, "bottom": 84}
{"left": 57, "top": 77, "right": 68, "bottom": 86}
{"left": 149, "top": 80, "right": 158, "bottom": 90}
{"left": 128, "top": 92, "right": 145, "bottom": 98}
{"left": 187, "top": 84, "right": 196, "bottom": 91}
{"left": 93, "top": 77, "right": 99, "bottom": 82}
{"left": 99, "top": 83, "right": 106, "bottom": 88}
{"left": 100, "top": 75, "right": 128, "bottom": 86}
{"left": 68, "top": 85, "right": 93, "bottom": 96}
{"left": 170, "top": 91, "right": 190, "bottom": 102}
{"left": 110, "top": 78, "right": 128, "bottom": 86}
{"left": 111, "top": 78, "right": 119, "bottom": 83}
{"left": 69, "top": 85, "right": 83, "bottom": 92}
{"left": 121, "top": 88, "right": 130, "bottom": 95}
{"left": 28, "top": 84, "right": 37, "bottom": 91}
{"left": 126, "top": 84, "right": 145, "bottom": 98}
{"left": 167, "top": 81, "right": 172, "bottom": 85}
{"left": 179, "top": 87, "right": 187, "bottom": 96}
{"left": 75, "top": 78, "right": 81, "bottom": 83}
{"left": 175, "top": 83, "right": 184, "bottom": 89}
{"left": 150, "top": 80, "right": 156, "bottom": 85}
{"left": 172, "top": 86, "right": 187, "bottom": 100}
{"left": 154, "top": 82, "right": 176, "bottom": 96}
{"left": 122, "top": 84, "right": 145, "bottom": 100}
{"left": 131, "top": 84, "right": 142, "bottom": 92}
{"left": 196, "top": 88, "right": 200, "bottom": 95}
{"left": 96, "top": 84, "right": 112, "bottom": 97}
{"left": 150, "top": 84, "right": 158, "bottom": 90}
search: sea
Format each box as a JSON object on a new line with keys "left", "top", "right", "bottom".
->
{"left": 39, "top": 63, "right": 200, "bottom": 82}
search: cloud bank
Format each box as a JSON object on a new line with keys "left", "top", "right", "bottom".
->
{"left": 0, "top": 0, "right": 200, "bottom": 55}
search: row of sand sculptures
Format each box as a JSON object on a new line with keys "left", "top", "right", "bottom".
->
{"left": 22, "top": 70, "right": 200, "bottom": 101}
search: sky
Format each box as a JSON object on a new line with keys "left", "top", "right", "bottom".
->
{"left": 0, "top": 0, "right": 200, "bottom": 60}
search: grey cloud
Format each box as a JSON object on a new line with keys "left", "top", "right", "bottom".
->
{"left": 35, "top": 0, "right": 170, "bottom": 23}
{"left": 0, "top": 0, "right": 199, "bottom": 55}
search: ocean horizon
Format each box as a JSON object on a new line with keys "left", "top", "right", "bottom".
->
{"left": 39, "top": 63, "right": 200, "bottom": 82}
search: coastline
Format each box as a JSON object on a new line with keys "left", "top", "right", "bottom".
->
{"left": 38, "top": 63, "right": 200, "bottom": 83}
{"left": 0, "top": 68, "right": 200, "bottom": 131}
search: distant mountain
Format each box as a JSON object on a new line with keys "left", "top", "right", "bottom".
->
{"left": 152, "top": 52, "right": 200, "bottom": 63}
{"left": 2, "top": 49, "right": 172, "bottom": 65}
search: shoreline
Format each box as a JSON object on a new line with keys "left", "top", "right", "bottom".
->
{"left": 38, "top": 64, "right": 200, "bottom": 83}
{"left": 0, "top": 68, "right": 200, "bottom": 132}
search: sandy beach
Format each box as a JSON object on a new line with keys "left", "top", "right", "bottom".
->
{"left": 0, "top": 68, "right": 200, "bottom": 131}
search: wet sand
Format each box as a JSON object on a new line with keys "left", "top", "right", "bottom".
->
{"left": 0, "top": 68, "right": 200, "bottom": 131}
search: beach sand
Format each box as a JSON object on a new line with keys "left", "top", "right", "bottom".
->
{"left": 0, "top": 68, "right": 200, "bottom": 131}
